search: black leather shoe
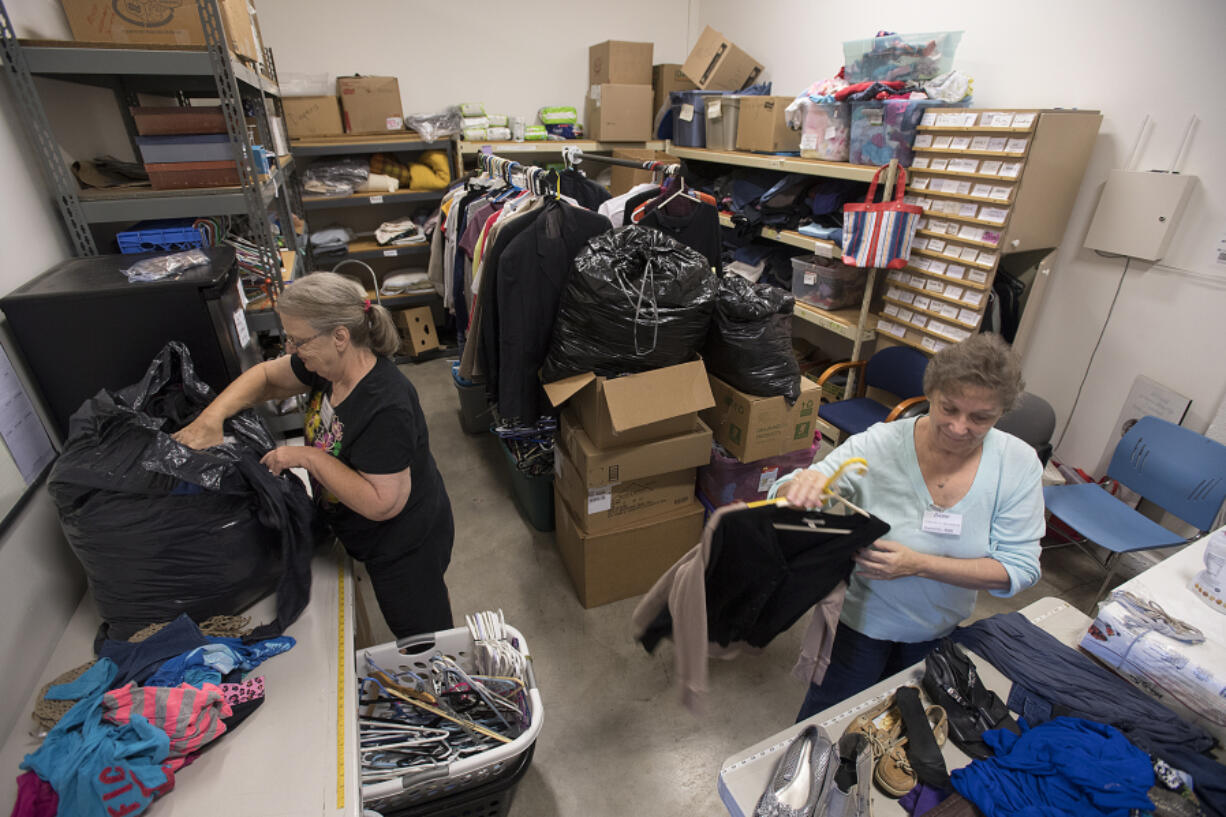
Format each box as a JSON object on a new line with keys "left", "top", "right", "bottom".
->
{"left": 921, "top": 638, "right": 1018, "bottom": 759}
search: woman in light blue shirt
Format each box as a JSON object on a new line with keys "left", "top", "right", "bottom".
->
{"left": 771, "top": 333, "right": 1045, "bottom": 722}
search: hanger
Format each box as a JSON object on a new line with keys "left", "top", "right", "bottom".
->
{"left": 746, "top": 457, "right": 872, "bottom": 519}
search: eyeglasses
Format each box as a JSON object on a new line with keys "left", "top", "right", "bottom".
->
{"left": 284, "top": 330, "right": 325, "bottom": 349}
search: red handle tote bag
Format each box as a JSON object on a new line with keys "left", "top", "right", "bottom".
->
{"left": 841, "top": 165, "right": 922, "bottom": 269}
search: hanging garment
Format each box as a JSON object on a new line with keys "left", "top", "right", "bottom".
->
{"left": 639, "top": 200, "right": 723, "bottom": 274}
{"left": 558, "top": 168, "right": 611, "bottom": 211}
{"left": 631, "top": 502, "right": 889, "bottom": 711}
{"left": 952, "top": 613, "right": 1226, "bottom": 817}
{"left": 598, "top": 182, "right": 657, "bottom": 228}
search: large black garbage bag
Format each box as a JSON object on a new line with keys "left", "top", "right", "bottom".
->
{"left": 703, "top": 275, "right": 801, "bottom": 404}
{"left": 48, "top": 342, "right": 316, "bottom": 642}
{"left": 543, "top": 225, "right": 717, "bottom": 380}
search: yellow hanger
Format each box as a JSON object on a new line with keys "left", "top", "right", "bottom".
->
{"left": 747, "top": 457, "right": 871, "bottom": 518}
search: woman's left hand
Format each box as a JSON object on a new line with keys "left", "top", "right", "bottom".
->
{"left": 854, "top": 539, "right": 926, "bottom": 581}
{"left": 260, "top": 445, "right": 312, "bottom": 476}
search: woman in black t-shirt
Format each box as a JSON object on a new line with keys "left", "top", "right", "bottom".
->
{"left": 174, "top": 272, "right": 454, "bottom": 638}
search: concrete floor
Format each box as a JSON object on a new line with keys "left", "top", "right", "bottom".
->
{"left": 366, "top": 356, "right": 1154, "bottom": 817}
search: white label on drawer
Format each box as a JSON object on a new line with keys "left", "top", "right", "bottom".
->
{"left": 897, "top": 307, "right": 914, "bottom": 321}
{"left": 953, "top": 327, "right": 973, "bottom": 341}
{"left": 968, "top": 269, "right": 988, "bottom": 283}
{"left": 962, "top": 113, "right": 980, "bottom": 126}
{"left": 912, "top": 157, "right": 930, "bottom": 169}
{"left": 946, "top": 264, "right": 966, "bottom": 280}
{"left": 233, "top": 307, "right": 250, "bottom": 348}
{"left": 897, "top": 290, "right": 915, "bottom": 304}
{"left": 1012, "top": 113, "right": 1036, "bottom": 129}
{"left": 865, "top": 108, "right": 884, "bottom": 125}
{"left": 928, "top": 218, "right": 947, "bottom": 233}
{"left": 757, "top": 468, "right": 779, "bottom": 493}
{"left": 921, "top": 112, "right": 938, "bottom": 126}
{"left": 972, "top": 183, "right": 995, "bottom": 198}
{"left": 958, "top": 246, "right": 979, "bottom": 261}
{"left": 912, "top": 258, "right": 930, "bottom": 271}
{"left": 938, "top": 201, "right": 959, "bottom": 215}
{"left": 946, "top": 245, "right": 966, "bottom": 260}
{"left": 588, "top": 486, "right": 613, "bottom": 514}
{"left": 930, "top": 158, "right": 949, "bottom": 171}
{"left": 387, "top": 116, "right": 404, "bottom": 130}
{"left": 926, "top": 279, "right": 945, "bottom": 293}
{"left": 914, "top": 134, "right": 934, "bottom": 148}
{"left": 369, "top": 195, "right": 384, "bottom": 204}
{"left": 383, "top": 249, "right": 398, "bottom": 257}
{"left": 955, "top": 181, "right": 973, "bottom": 195}
{"left": 983, "top": 230, "right": 1002, "bottom": 244}
{"left": 928, "top": 260, "right": 948, "bottom": 275}
{"left": 945, "top": 285, "right": 964, "bottom": 300}
{"left": 970, "top": 136, "right": 991, "bottom": 151}
{"left": 980, "top": 206, "right": 1009, "bottom": 223}
{"left": 1006, "top": 138, "right": 1029, "bottom": 153}
{"left": 800, "top": 133, "right": 818, "bottom": 150}
{"left": 959, "top": 203, "right": 980, "bottom": 219}
{"left": 915, "top": 218, "right": 929, "bottom": 230}
{"left": 1000, "top": 162, "right": 1023, "bottom": 178}
{"left": 884, "top": 302, "right": 900, "bottom": 316}
{"left": 959, "top": 308, "right": 981, "bottom": 325}
{"left": 913, "top": 295, "right": 932, "bottom": 310}
{"left": 951, "top": 137, "right": 972, "bottom": 150}
{"left": 905, "top": 195, "right": 921, "bottom": 206}
{"left": 933, "top": 135, "right": 953, "bottom": 149}
{"left": 937, "top": 302, "right": 960, "bottom": 319}
{"left": 959, "top": 225, "right": 984, "bottom": 242}
{"left": 680, "top": 103, "right": 695, "bottom": 122}
{"left": 980, "top": 160, "right": 1003, "bottom": 176}
{"left": 922, "top": 336, "right": 941, "bottom": 352}
{"left": 963, "top": 290, "right": 983, "bottom": 305}
{"left": 987, "top": 113, "right": 1015, "bottom": 128}
{"left": 989, "top": 186, "right": 1012, "bottom": 201}
{"left": 978, "top": 251, "right": 999, "bottom": 266}
{"left": 949, "top": 158, "right": 979, "bottom": 173}
{"left": 927, "top": 239, "right": 946, "bottom": 252}
{"left": 987, "top": 137, "right": 1008, "bottom": 152}
{"left": 910, "top": 177, "right": 929, "bottom": 190}
{"left": 913, "top": 237, "right": 929, "bottom": 250}
{"left": 886, "top": 321, "right": 907, "bottom": 338}
{"left": 945, "top": 222, "right": 961, "bottom": 235}
{"left": 911, "top": 314, "right": 929, "bottom": 329}
{"left": 932, "top": 112, "right": 957, "bottom": 127}
{"left": 804, "top": 271, "right": 817, "bottom": 285}
{"left": 708, "top": 99, "right": 722, "bottom": 118}
{"left": 888, "top": 270, "right": 903, "bottom": 283}
{"left": 908, "top": 273, "right": 926, "bottom": 287}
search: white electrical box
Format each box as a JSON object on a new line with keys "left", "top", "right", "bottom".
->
{"left": 1084, "top": 169, "right": 1195, "bottom": 261}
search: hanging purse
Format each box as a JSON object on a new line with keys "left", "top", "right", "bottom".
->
{"left": 841, "top": 165, "right": 922, "bottom": 269}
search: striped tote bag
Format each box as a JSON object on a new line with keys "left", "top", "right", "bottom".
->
{"left": 841, "top": 165, "right": 922, "bottom": 269}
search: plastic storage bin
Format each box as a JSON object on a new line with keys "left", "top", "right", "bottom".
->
{"left": 500, "top": 439, "right": 554, "bottom": 532}
{"left": 791, "top": 255, "right": 865, "bottom": 311}
{"left": 358, "top": 623, "right": 542, "bottom": 815}
{"left": 799, "top": 101, "right": 850, "bottom": 162}
{"left": 848, "top": 99, "right": 944, "bottom": 167}
{"left": 842, "top": 31, "right": 963, "bottom": 83}
{"left": 452, "top": 361, "right": 492, "bottom": 434}
{"left": 704, "top": 95, "right": 742, "bottom": 151}
{"left": 698, "top": 435, "right": 820, "bottom": 506}
{"left": 116, "top": 219, "right": 206, "bottom": 254}
{"left": 669, "top": 90, "right": 726, "bottom": 147}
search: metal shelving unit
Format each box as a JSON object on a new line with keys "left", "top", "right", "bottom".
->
{"left": 302, "top": 189, "right": 445, "bottom": 211}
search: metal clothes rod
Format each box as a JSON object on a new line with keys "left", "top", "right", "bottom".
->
{"left": 561, "top": 146, "right": 679, "bottom": 175}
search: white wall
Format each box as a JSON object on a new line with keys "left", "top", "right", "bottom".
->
{"left": 697, "top": 0, "right": 1226, "bottom": 474}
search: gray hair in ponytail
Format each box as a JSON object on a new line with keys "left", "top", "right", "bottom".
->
{"left": 277, "top": 272, "right": 400, "bottom": 357}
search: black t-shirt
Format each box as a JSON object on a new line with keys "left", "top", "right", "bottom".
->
{"left": 290, "top": 355, "right": 451, "bottom": 562}
{"left": 641, "top": 201, "right": 724, "bottom": 275}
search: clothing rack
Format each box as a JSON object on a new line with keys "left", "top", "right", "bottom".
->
{"left": 475, "top": 150, "right": 557, "bottom": 195}
{"left": 561, "top": 146, "right": 679, "bottom": 176}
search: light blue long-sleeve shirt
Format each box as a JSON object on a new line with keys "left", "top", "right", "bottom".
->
{"left": 769, "top": 417, "right": 1044, "bottom": 642}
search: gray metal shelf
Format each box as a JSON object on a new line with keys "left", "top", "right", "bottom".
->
{"left": 302, "top": 189, "right": 445, "bottom": 212}
{"left": 291, "top": 137, "right": 451, "bottom": 157}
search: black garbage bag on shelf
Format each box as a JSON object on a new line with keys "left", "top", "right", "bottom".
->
{"left": 703, "top": 274, "right": 801, "bottom": 404}
{"left": 542, "top": 225, "right": 717, "bottom": 380}
{"left": 48, "top": 342, "right": 316, "bottom": 642}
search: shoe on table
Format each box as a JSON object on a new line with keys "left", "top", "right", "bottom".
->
{"left": 873, "top": 703, "right": 949, "bottom": 798}
{"left": 841, "top": 686, "right": 910, "bottom": 760}
{"left": 755, "top": 724, "right": 838, "bottom": 817}
{"left": 821, "top": 731, "right": 873, "bottom": 817}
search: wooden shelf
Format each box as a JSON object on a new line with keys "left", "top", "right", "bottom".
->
{"left": 913, "top": 247, "right": 996, "bottom": 271}
{"left": 669, "top": 145, "right": 879, "bottom": 183}
{"left": 917, "top": 125, "right": 1036, "bottom": 134}
{"left": 886, "top": 276, "right": 987, "bottom": 309}
{"left": 345, "top": 239, "right": 430, "bottom": 259}
{"left": 917, "top": 229, "right": 999, "bottom": 250}
{"left": 459, "top": 139, "right": 667, "bottom": 155}
{"left": 882, "top": 295, "right": 981, "bottom": 330}
{"left": 793, "top": 302, "right": 875, "bottom": 341}
{"left": 717, "top": 213, "right": 838, "bottom": 256}
{"left": 905, "top": 264, "right": 990, "bottom": 291}
{"left": 290, "top": 134, "right": 451, "bottom": 156}
{"left": 909, "top": 165, "right": 1022, "bottom": 182}
{"left": 908, "top": 186, "right": 1013, "bottom": 206}
{"left": 876, "top": 322, "right": 950, "bottom": 355}
{"left": 919, "top": 208, "right": 1011, "bottom": 228}
{"left": 913, "top": 147, "right": 1029, "bottom": 158}
{"left": 302, "top": 189, "right": 445, "bottom": 211}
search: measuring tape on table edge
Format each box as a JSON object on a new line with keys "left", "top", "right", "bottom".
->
{"left": 337, "top": 552, "right": 347, "bottom": 811}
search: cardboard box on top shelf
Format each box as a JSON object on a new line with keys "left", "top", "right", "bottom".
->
{"left": 394, "top": 306, "right": 438, "bottom": 357}
{"left": 609, "top": 148, "right": 673, "bottom": 196}
{"left": 701, "top": 375, "right": 821, "bottom": 463}
{"left": 653, "top": 63, "right": 696, "bottom": 116}
{"left": 60, "top": 0, "right": 260, "bottom": 59}
{"left": 559, "top": 410, "right": 711, "bottom": 486}
{"left": 543, "top": 359, "right": 715, "bottom": 450}
{"left": 589, "top": 40, "right": 654, "bottom": 86}
{"left": 585, "top": 84, "right": 654, "bottom": 142}
{"left": 282, "top": 96, "right": 343, "bottom": 139}
{"left": 681, "top": 26, "right": 764, "bottom": 91}
{"left": 736, "top": 96, "right": 801, "bottom": 153}
{"left": 337, "top": 76, "right": 404, "bottom": 135}
{"left": 553, "top": 488, "right": 704, "bottom": 608}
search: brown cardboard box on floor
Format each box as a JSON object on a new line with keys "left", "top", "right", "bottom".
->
{"left": 589, "top": 40, "right": 654, "bottom": 86}
{"left": 608, "top": 148, "right": 673, "bottom": 196}
{"left": 556, "top": 451, "right": 697, "bottom": 534}
{"left": 653, "top": 63, "right": 696, "bottom": 116}
{"left": 337, "top": 76, "right": 404, "bottom": 135}
{"left": 701, "top": 375, "right": 821, "bottom": 463}
{"left": 544, "top": 359, "right": 715, "bottom": 449}
{"left": 394, "top": 306, "right": 438, "bottom": 357}
{"left": 60, "top": 0, "right": 260, "bottom": 58}
{"left": 553, "top": 488, "right": 704, "bottom": 608}
{"left": 560, "top": 411, "right": 711, "bottom": 486}
{"left": 681, "top": 26, "right": 764, "bottom": 91}
{"left": 282, "top": 96, "right": 343, "bottom": 139}
{"left": 736, "top": 96, "right": 801, "bottom": 153}
{"left": 585, "top": 84, "right": 654, "bottom": 142}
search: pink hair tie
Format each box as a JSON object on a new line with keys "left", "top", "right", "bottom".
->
{"left": 363, "top": 298, "right": 371, "bottom": 312}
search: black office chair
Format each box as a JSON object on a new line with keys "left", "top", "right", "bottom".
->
{"left": 995, "top": 391, "right": 1056, "bottom": 465}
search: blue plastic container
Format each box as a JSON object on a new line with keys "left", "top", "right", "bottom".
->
{"left": 115, "top": 219, "right": 205, "bottom": 254}
{"left": 669, "top": 90, "right": 728, "bottom": 147}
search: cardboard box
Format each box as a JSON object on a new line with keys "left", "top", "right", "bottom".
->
{"left": 394, "top": 306, "right": 438, "bottom": 357}
{"left": 544, "top": 359, "right": 715, "bottom": 449}
{"left": 653, "top": 63, "right": 697, "bottom": 116}
{"left": 560, "top": 411, "right": 711, "bottom": 486}
{"left": 735, "top": 96, "right": 801, "bottom": 153}
{"left": 589, "top": 40, "right": 653, "bottom": 86}
{"left": 61, "top": 0, "right": 259, "bottom": 57}
{"left": 609, "top": 148, "right": 672, "bottom": 196}
{"left": 681, "top": 26, "right": 764, "bottom": 91}
{"left": 337, "top": 76, "right": 404, "bottom": 135}
{"left": 556, "top": 451, "right": 697, "bottom": 534}
{"left": 701, "top": 375, "right": 821, "bottom": 463}
{"left": 554, "top": 489, "right": 704, "bottom": 608}
{"left": 282, "top": 96, "right": 343, "bottom": 139}
{"left": 585, "top": 84, "right": 653, "bottom": 142}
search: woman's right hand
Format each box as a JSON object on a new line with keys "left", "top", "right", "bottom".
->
{"left": 172, "top": 416, "right": 224, "bottom": 450}
{"left": 783, "top": 469, "right": 830, "bottom": 509}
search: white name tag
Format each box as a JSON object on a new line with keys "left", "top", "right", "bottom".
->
{"left": 922, "top": 509, "right": 963, "bottom": 535}
{"left": 319, "top": 395, "right": 335, "bottom": 432}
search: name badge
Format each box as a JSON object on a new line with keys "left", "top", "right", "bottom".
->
{"left": 922, "top": 509, "right": 963, "bottom": 536}
{"left": 319, "top": 395, "right": 335, "bottom": 432}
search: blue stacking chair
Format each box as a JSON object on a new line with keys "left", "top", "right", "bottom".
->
{"left": 1044, "top": 415, "right": 1226, "bottom": 607}
{"left": 815, "top": 345, "right": 929, "bottom": 442}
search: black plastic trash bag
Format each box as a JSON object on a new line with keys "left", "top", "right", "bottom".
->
{"left": 48, "top": 342, "right": 316, "bottom": 642}
{"left": 543, "top": 225, "right": 717, "bottom": 380}
{"left": 703, "top": 274, "right": 801, "bottom": 404}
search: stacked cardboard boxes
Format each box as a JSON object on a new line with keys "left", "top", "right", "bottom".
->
{"left": 544, "top": 360, "right": 715, "bottom": 608}
{"left": 586, "top": 41, "right": 654, "bottom": 142}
